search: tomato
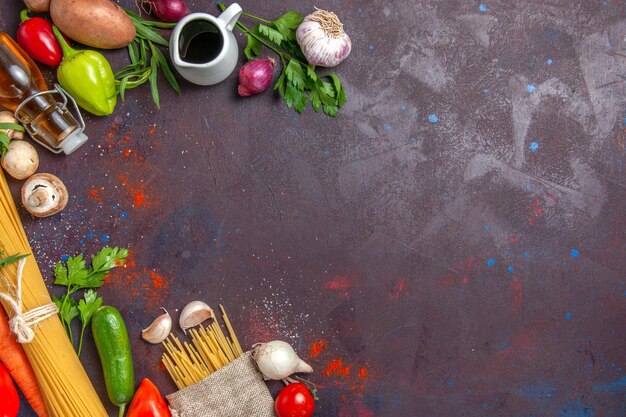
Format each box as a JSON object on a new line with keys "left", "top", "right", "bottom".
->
{"left": 275, "top": 382, "right": 315, "bottom": 417}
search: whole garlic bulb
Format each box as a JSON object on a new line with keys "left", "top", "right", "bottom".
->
{"left": 253, "top": 340, "right": 313, "bottom": 381}
{"left": 296, "top": 9, "right": 351, "bottom": 68}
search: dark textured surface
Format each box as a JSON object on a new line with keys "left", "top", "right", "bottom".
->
{"left": 1, "top": 0, "right": 625, "bottom": 416}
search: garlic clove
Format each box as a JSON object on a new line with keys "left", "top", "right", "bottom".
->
{"left": 142, "top": 308, "right": 172, "bottom": 344}
{"left": 179, "top": 301, "right": 214, "bottom": 332}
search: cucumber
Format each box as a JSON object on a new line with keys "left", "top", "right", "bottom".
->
{"left": 92, "top": 306, "right": 135, "bottom": 417}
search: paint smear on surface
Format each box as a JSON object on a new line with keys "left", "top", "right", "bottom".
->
{"left": 593, "top": 376, "right": 626, "bottom": 392}
{"left": 324, "top": 358, "right": 351, "bottom": 378}
{"left": 338, "top": 400, "right": 376, "bottom": 417}
{"left": 246, "top": 308, "right": 282, "bottom": 343}
{"left": 390, "top": 277, "right": 408, "bottom": 300}
{"left": 322, "top": 273, "right": 359, "bottom": 298}
{"left": 310, "top": 339, "right": 329, "bottom": 358}
{"left": 438, "top": 256, "right": 481, "bottom": 287}
{"left": 107, "top": 257, "right": 175, "bottom": 309}
{"left": 88, "top": 188, "right": 104, "bottom": 205}
{"left": 313, "top": 342, "right": 371, "bottom": 398}
{"left": 528, "top": 198, "right": 544, "bottom": 225}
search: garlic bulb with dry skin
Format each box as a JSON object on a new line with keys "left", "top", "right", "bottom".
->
{"left": 142, "top": 308, "right": 172, "bottom": 344}
{"left": 253, "top": 340, "right": 313, "bottom": 381}
{"left": 179, "top": 301, "right": 214, "bottom": 332}
{"left": 296, "top": 9, "right": 351, "bottom": 68}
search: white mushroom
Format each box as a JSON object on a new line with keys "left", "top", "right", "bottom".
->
{"left": 21, "top": 173, "right": 68, "bottom": 217}
{"left": 1, "top": 140, "right": 39, "bottom": 180}
{"left": 0, "top": 111, "right": 24, "bottom": 140}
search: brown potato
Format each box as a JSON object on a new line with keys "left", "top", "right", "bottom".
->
{"left": 24, "top": 0, "right": 50, "bottom": 12}
{"left": 50, "top": 0, "right": 136, "bottom": 49}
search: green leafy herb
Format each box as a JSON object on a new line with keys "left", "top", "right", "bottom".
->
{"left": 0, "top": 251, "right": 29, "bottom": 267}
{"left": 115, "top": 9, "right": 180, "bottom": 108}
{"left": 53, "top": 294, "right": 79, "bottom": 344}
{"left": 54, "top": 247, "right": 128, "bottom": 353}
{"left": 219, "top": 4, "right": 346, "bottom": 116}
{"left": 0, "top": 122, "right": 24, "bottom": 156}
{"left": 77, "top": 289, "right": 103, "bottom": 356}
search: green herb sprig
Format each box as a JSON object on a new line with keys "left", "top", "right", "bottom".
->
{"left": 115, "top": 9, "right": 180, "bottom": 109}
{"left": 219, "top": 4, "right": 346, "bottom": 116}
{"left": 53, "top": 247, "right": 128, "bottom": 355}
{"left": 0, "top": 250, "right": 29, "bottom": 267}
{"left": 0, "top": 122, "right": 25, "bottom": 156}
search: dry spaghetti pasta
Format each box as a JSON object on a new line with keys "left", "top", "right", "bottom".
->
{"left": 0, "top": 170, "right": 108, "bottom": 417}
{"left": 162, "top": 305, "right": 243, "bottom": 389}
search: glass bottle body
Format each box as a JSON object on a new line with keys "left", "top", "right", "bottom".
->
{"left": 0, "top": 32, "right": 86, "bottom": 154}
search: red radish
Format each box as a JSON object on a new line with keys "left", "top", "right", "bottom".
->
{"left": 142, "top": 0, "right": 190, "bottom": 22}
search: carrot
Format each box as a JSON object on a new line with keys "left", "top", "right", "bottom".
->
{"left": 0, "top": 304, "right": 49, "bottom": 417}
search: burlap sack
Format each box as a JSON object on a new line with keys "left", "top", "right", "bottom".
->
{"left": 167, "top": 352, "right": 276, "bottom": 417}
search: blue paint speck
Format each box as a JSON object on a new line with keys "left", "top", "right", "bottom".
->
{"left": 560, "top": 399, "right": 595, "bottom": 417}
{"left": 527, "top": 84, "right": 536, "bottom": 93}
{"left": 482, "top": 403, "right": 488, "bottom": 409}
{"left": 507, "top": 266, "right": 514, "bottom": 273}
{"left": 428, "top": 114, "right": 439, "bottom": 123}
{"left": 570, "top": 249, "right": 579, "bottom": 257}
{"left": 566, "top": 312, "right": 572, "bottom": 320}
{"left": 322, "top": 149, "right": 330, "bottom": 157}
{"left": 524, "top": 251, "right": 529, "bottom": 257}
{"left": 529, "top": 141, "right": 539, "bottom": 152}
{"left": 87, "top": 233, "right": 94, "bottom": 239}
{"left": 593, "top": 376, "right": 626, "bottom": 392}
{"left": 368, "top": 44, "right": 375, "bottom": 51}
{"left": 385, "top": 123, "right": 393, "bottom": 132}
{"left": 113, "top": 204, "right": 120, "bottom": 210}
{"left": 220, "top": 242, "right": 225, "bottom": 248}
{"left": 487, "top": 258, "right": 495, "bottom": 267}
{"left": 61, "top": 255, "right": 69, "bottom": 262}
{"left": 479, "top": 4, "right": 488, "bottom": 12}
{"left": 400, "top": 104, "right": 407, "bottom": 110}
{"left": 623, "top": 291, "right": 626, "bottom": 296}
{"left": 546, "top": 58, "right": 553, "bottom": 65}
{"left": 79, "top": 239, "right": 84, "bottom": 245}
{"left": 447, "top": 380, "right": 455, "bottom": 386}
{"left": 483, "top": 226, "right": 489, "bottom": 231}
{"left": 525, "top": 182, "right": 533, "bottom": 191}
{"left": 101, "top": 235, "right": 110, "bottom": 243}
{"left": 120, "top": 212, "right": 128, "bottom": 218}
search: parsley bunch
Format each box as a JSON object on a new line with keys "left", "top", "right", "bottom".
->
{"left": 0, "top": 122, "right": 25, "bottom": 156}
{"left": 219, "top": 4, "right": 347, "bottom": 116}
{"left": 53, "top": 247, "right": 129, "bottom": 356}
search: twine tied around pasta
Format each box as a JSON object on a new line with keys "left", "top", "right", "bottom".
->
{"left": 0, "top": 257, "right": 58, "bottom": 343}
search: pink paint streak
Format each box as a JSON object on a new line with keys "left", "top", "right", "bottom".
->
{"left": 338, "top": 400, "right": 376, "bottom": 417}
{"left": 322, "top": 273, "right": 359, "bottom": 298}
{"left": 528, "top": 198, "right": 544, "bottom": 225}
{"left": 390, "top": 277, "right": 408, "bottom": 300}
{"left": 438, "top": 256, "right": 481, "bottom": 287}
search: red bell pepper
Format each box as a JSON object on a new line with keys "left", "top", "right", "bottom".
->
{"left": 16, "top": 9, "right": 64, "bottom": 67}
{"left": 126, "top": 379, "right": 171, "bottom": 417}
{"left": 0, "top": 360, "right": 20, "bottom": 417}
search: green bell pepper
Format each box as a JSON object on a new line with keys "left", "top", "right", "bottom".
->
{"left": 53, "top": 26, "right": 116, "bottom": 116}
